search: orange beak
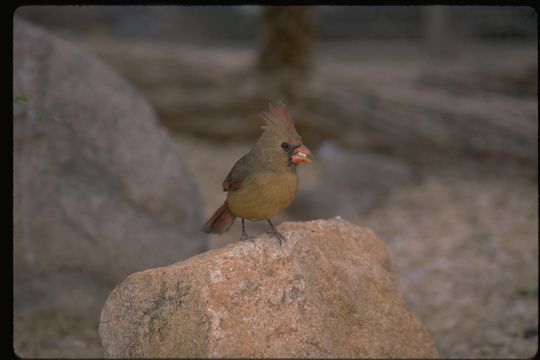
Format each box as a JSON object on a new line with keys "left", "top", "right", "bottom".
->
{"left": 291, "top": 144, "right": 312, "bottom": 164}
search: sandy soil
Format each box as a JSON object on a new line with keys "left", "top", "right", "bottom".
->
{"left": 362, "top": 175, "right": 538, "bottom": 358}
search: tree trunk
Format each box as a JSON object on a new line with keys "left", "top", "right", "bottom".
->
{"left": 257, "top": 6, "right": 316, "bottom": 76}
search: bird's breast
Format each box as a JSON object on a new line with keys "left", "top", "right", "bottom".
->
{"left": 227, "top": 171, "right": 298, "bottom": 221}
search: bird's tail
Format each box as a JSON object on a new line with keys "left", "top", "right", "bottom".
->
{"left": 202, "top": 201, "right": 237, "bottom": 234}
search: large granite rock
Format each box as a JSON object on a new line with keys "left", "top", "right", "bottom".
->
{"left": 13, "top": 19, "right": 206, "bottom": 357}
{"left": 99, "top": 218, "right": 439, "bottom": 358}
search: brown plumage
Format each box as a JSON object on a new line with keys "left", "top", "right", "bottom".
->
{"left": 202, "top": 102, "right": 312, "bottom": 244}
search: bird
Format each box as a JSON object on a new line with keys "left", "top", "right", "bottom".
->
{"left": 202, "top": 102, "right": 312, "bottom": 245}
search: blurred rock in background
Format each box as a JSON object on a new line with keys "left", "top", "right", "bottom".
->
{"left": 288, "top": 141, "right": 420, "bottom": 220}
{"left": 18, "top": 6, "right": 537, "bottom": 165}
{"left": 14, "top": 5, "right": 538, "bottom": 359}
{"left": 13, "top": 19, "right": 206, "bottom": 357}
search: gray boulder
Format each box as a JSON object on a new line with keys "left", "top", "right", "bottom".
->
{"left": 13, "top": 18, "right": 206, "bottom": 357}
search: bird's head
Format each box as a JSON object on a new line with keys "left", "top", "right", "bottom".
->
{"left": 254, "top": 102, "right": 312, "bottom": 170}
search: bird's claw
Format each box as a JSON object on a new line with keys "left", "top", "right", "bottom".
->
{"left": 270, "top": 229, "right": 287, "bottom": 246}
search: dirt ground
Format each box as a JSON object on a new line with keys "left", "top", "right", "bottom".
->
{"left": 362, "top": 172, "right": 538, "bottom": 358}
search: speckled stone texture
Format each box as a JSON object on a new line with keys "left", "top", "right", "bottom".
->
{"left": 99, "top": 218, "right": 439, "bottom": 358}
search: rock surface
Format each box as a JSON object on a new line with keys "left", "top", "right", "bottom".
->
{"left": 13, "top": 19, "right": 206, "bottom": 357}
{"left": 13, "top": 17, "right": 205, "bottom": 288}
{"left": 99, "top": 218, "right": 439, "bottom": 358}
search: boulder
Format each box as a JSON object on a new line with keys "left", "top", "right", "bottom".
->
{"left": 288, "top": 141, "right": 419, "bottom": 220}
{"left": 48, "top": 34, "right": 537, "bottom": 165}
{"left": 13, "top": 17, "right": 205, "bottom": 287}
{"left": 99, "top": 218, "right": 439, "bottom": 358}
{"left": 13, "top": 19, "right": 206, "bottom": 356}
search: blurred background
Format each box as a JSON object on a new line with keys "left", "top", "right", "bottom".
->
{"left": 14, "top": 5, "right": 537, "bottom": 358}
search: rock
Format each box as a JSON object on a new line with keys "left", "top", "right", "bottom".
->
{"left": 288, "top": 141, "right": 419, "bottom": 220}
{"left": 99, "top": 218, "right": 439, "bottom": 358}
{"left": 13, "top": 16, "right": 205, "bottom": 286}
{"left": 41, "top": 34, "right": 537, "bottom": 165}
{"left": 13, "top": 19, "right": 206, "bottom": 357}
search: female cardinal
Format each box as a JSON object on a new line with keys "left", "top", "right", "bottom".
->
{"left": 202, "top": 103, "right": 312, "bottom": 245}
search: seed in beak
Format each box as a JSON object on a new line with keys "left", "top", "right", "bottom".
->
{"left": 291, "top": 145, "right": 312, "bottom": 164}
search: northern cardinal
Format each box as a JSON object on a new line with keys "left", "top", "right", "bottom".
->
{"left": 202, "top": 103, "right": 312, "bottom": 245}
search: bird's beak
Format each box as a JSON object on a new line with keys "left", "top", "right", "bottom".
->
{"left": 291, "top": 144, "right": 312, "bottom": 164}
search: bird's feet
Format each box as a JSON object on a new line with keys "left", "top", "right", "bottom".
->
{"left": 269, "top": 228, "right": 287, "bottom": 246}
{"left": 240, "top": 218, "right": 255, "bottom": 242}
{"left": 266, "top": 219, "right": 286, "bottom": 246}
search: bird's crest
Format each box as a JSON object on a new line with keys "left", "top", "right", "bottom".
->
{"left": 260, "top": 102, "right": 299, "bottom": 139}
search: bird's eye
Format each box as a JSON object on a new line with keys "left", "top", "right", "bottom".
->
{"left": 281, "top": 142, "right": 289, "bottom": 149}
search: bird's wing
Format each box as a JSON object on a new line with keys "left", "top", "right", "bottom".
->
{"left": 222, "top": 153, "right": 251, "bottom": 192}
